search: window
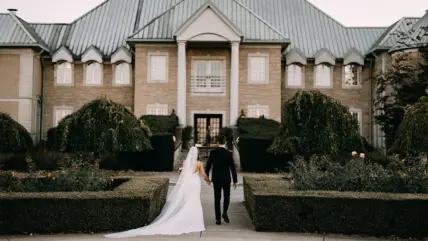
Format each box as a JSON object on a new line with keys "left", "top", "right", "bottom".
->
{"left": 113, "top": 62, "right": 131, "bottom": 85}
{"left": 85, "top": 62, "right": 103, "bottom": 85}
{"left": 248, "top": 54, "right": 269, "bottom": 84}
{"left": 53, "top": 106, "right": 73, "bottom": 127}
{"left": 55, "top": 62, "right": 73, "bottom": 85}
{"left": 146, "top": 103, "right": 168, "bottom": 115}
{"left": 191, "top": 60, "right": 225, "bottom": 93}
{"left": 343, "top": 64, "right": 361, "bottom": 87}
{"left": 349, "top": 108, "right": 362, "bottom": 134}
{"left": 148, "top": 54, "right": 167, "bottom": 83}
{"left": 315, "top": 64, "right": 332, "bottom": 88}
{"left": 286, "top": 64, "right": 304, "bottom": 87}
{"left": 247, "top": 105, "right": 269, "bottom": 118}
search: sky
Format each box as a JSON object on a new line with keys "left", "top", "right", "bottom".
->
{"left": 0, "top": 0, "right": 427, "bottom": 27}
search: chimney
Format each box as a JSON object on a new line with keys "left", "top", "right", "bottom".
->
{"left": 7, "top": 8, "right": 17, "bottom": 15}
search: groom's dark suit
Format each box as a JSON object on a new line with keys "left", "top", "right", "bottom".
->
{"left": 205, "top": 146, "right": 238, "bottom": 222}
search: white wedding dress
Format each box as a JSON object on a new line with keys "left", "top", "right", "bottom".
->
{"left": 104, "top": 147, "right": 205, "bottom": 238}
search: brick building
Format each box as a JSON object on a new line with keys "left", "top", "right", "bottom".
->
{"left": 0, "top": 0, "right": 427, "bottom": 148}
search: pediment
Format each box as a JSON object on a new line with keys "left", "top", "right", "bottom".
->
{"left": 174, "top": 2, "right": 242, "bottom": 42}
{"left": 286, "top": 48, "right": 307, "bottom": 65}
{"left": 52, "top": 46, "right": 73, "bottom": 63}
{"left": 81, "top": 46, "right": 103, "bottom": 63}
{"left": 314, "top": 48, "right": 336, "bottom": 65}
{"left": 344, "top": 48, "right": 364, "bottom": 65}
{"left": 110, "top": 47, "right": 132, "bottom": 63}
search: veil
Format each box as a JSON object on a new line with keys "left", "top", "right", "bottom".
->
{"left": 104, "top": 147, "right": 199, "bottom": 238}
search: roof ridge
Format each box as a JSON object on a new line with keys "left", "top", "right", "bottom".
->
{"left": 69, "top": 0, "right": 110, "bottom": 24}
{"left": 8, "top": 13, "right": 37, "bottom": 43}
{"left": 300, "top": 0, "right": 345, "bottom": 28}
{"left": 30, "top": 22, "right": 69, "bottom": 26}
{"left": 347, "top": 26, "right": 388, "bottom": 29}
{"left": 232, "top": 0, "right": 287, "bottom": 39}
{"left": 378, "top": 17, "right": 407, "bottom": 46}
{"left": 128, "top": 0, "right": 185, "bottom": 39}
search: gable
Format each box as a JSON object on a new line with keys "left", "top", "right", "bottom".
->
{"left": 175, "top": 6, "right": 241, "bottom": 42}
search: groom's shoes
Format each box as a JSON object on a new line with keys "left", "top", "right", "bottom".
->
{"left": 222, "top": 214, "right": 230, "bottom": 223}
{"left": 215, "top": 219, "right": 221, "bottom": 225}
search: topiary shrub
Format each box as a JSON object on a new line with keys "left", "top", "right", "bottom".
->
{"left": 269, "top": 90, "right": 364, "bottom": 158}
{"left": 393, "top": 101, "right": 428, "bottom": 156}
{"left": 139, "top": 115, "right": 178, "bottom": 135}
{"left": 52, "top": 98, "right": 152, "bottom": 153}
{"left": 0, "top": 113, "right": 33, "bottom": 153}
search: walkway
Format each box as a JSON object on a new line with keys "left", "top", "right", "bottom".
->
{"left": 1, "top": 172, "right": 385, "bottom": 241}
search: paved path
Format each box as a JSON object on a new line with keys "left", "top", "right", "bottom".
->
{"left": 1, "top": 172, "right": 386, "bottom": 241}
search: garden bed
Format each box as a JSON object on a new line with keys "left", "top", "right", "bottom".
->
{"left": 243, "top": 176, "right": 428, "bottom": 239}
{"left": 0, "top": 177, "right": 169, "bottom": 235}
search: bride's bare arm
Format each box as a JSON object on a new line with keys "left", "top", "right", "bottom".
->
{"left": 199, "top": 161, "right": 209, "bottom": 182}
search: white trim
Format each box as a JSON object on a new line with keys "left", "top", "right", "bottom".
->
{"left": 314, "top": 64, "right": 334, "bottom": 88}
{"left": 81, "top": 47, "right": 103, "bottom": 63}
{"left": 53, "top": 106, "right": 74, "bottom": 127}
{"left": 112, "top": 62, "right": 132, "bottom": 86}
{"left": 110, "top": 47, "right": 132, "bottom": 64}
{"left": 54, "top": 62, "right": 74, "bottom": 86}
{"left": 52, "top": 47, "right": 73, "bottom": 63}
{"left": 349, "top": 107, "right": 363, "bottom": 135}
{"left": 247, "top": 52, "right": 269, "bottom": 84}
{"left": 190, "top": 56, "right": 227, "bottom": 97}
{"left": 314, "top": 49, "right": 335, "bottom": 65}
{"left": 83, "top": 62, "right": 104, "bottom": 86}
{"left": 342, "top": 64, "right": 362, "bottom": 89}
{"left": 146, "top": 103, "right": 169, "bottom": 115}
{"left": 147, "top": 52, "right": 169, "bottom": 83}
{"left": 190, "top": 110, "right": 227, "bottom": 127}
{"left": 286, "top": 49, "right": 307, "bottom": 65}
{"left": 247, "top": 104, "right": 270, "bottom": 118}
{"left": 285, "top": 64, "right": 305, "bottom": 88}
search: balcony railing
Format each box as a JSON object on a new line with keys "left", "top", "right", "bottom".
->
{"left": 190, "top": 75, "right": 226, "bottom": 93}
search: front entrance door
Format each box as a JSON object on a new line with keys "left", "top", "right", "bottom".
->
{"left": 194, "top": 114, "right": 222, "bottom": 146}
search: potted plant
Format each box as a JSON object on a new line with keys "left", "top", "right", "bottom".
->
{"left": 181, "top": 126, "right": 193, "bottom": 150}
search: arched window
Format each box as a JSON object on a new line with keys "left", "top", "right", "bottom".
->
{"left": 343, "top": 63, "right": 362, "bottom": 87}
{"left": 55, "top": 62, "right": 73, "bottom": 85}
{"left": 315, "top": 63, "right": 332, "bottom": 88}
{"left": 85, "top": 61, "right": 102, "bottom": 85}
{"left": 114, "top": 62, "right": 131, "bottom": 85}
{"left": 286, "top": 64, "right": 303, "bottom": 87}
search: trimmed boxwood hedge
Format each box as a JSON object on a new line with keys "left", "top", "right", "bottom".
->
{"left": 244, "top": 176, "right": 428, "bottom": 239}
{"left": 0, "top": 177, "right": 168, "bottom": 235}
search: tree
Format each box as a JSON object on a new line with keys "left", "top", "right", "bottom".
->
{"left": 269, "top": 90, "right": 364, "bottom": 157}
{"left": 393, "top": 100, "right": 428, "bottom": 156}
{"left": 52, "top": 98, "right": 152, "bottom": 153}
{"left": 374, "top": 25, "right": 428, "bottom": 150}
{"left": 0, "top": 113, "right": 33, "bottom": 153}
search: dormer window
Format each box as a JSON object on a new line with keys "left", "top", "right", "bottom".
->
{"left": 113, "top": 62, "right": 131, "bottom": 85}
{"left": 55, "top": 61, "right": 73, "bottom": 86}
{"left": 343, "top": 63, "right": 362, "bottom": 87}
{"left": 84, "top": 61, "right": 103, "bottom": 86}
{"left": 314, "top": 63, "right": 333, "bottom": 88}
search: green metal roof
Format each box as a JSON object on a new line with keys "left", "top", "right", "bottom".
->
{"left": 390, "top": 12, "right": 428, "bottom": 52}
{"left": 0, "top": 0, "right": 425, "bottom": 58}
{"left": 129, "top": 0, "right": 289, "bottom": 43}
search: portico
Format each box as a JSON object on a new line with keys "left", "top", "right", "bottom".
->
{"left": 173, "top": 2, "right": 243, "bottom": 127}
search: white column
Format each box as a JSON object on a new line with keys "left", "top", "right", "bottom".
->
{"left": 230, "top": 42, "right": 240, "bottom": 126}
{"left": 177, "top": 41, "right": 187, "bottom": 126}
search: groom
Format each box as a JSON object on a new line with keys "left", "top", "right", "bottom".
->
{"left": 205, "top": 136, "right": 238, "bottom": 225}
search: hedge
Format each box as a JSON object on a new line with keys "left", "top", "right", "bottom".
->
{"left": 0, "top": 177, "right": 169, "bottom": 235}
{"left": 237, "top": 118, "right": 283, "bottom": 172}
{"left": 139, "top": 115, "right": 178, "bottom": 135}
{"left": 100, "top": 133, "right": 175, "bottom": 171}
{"left": 243, "top": 176, "right": 428, "bottom": 239}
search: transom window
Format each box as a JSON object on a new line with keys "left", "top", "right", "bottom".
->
{"left": 344, "top": 64, "right": 361, "bottom": 87}
{"left": 85, "top": 62, "right": 102, "bottom": 85}
{"left": 114, "top": 62, "right": 131, "bottom": 85}
{"left": 315, "top": 63, "right": 332, "bottom": 88}
{"left": 248, "top": 54, "right": 269, "bottom": 84}
{"left": 146, "top": 103, "right": 168, "bottom": 115}
{"left": 148, "top": 54, "right": 167, "bottom": 83}
{"left": 55, "top": 62, "right": 73, "bottom": 85}
{"left": 53, "top": 106, "right": 73, "bottom": 127}
{"left": 286, "top": 64, "right": 304, "bottom": 87}
{"left": 247, "top": 105, "right": 269, "bottom": 118}
{"left": 191, "top": 60, "right": 225, "bottom": 93}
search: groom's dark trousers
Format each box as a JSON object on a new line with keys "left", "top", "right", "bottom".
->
{"left": 205, "top": 147, "right": 238, "bottom": 221}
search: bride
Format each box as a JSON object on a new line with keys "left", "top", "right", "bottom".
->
{"left": 105, "top": 146, "right": 210, "bottom": 238}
